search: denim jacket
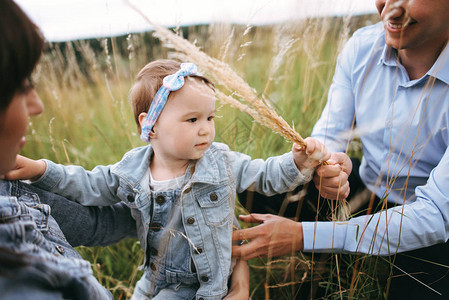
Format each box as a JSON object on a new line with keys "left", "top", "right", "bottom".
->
{"left": 33, "top": 142, "right": 309, "bottom": 299}
{"left": 0, "top": 179, "right": 120, "bottom": 300}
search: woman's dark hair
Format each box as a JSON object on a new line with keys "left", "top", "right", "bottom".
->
{"left": 0, "top": 0, "right": 44, "bottom": 111}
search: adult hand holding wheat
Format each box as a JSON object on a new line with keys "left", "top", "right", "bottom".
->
{"left": 314, "top": 152, "right": 352, "bottom": 200}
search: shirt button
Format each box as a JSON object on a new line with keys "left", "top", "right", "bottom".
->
{"left": 195, "top": 247, "right": 203, "bottom": 254}
{"left": 209, "top": 192, "right": 218, "bottom": 201}
{"left": 155, "top": 195, "right": 165, "bottom": 205}
{"left": 184, "top": 186, "right": 192, "bottom": 193}
{"left": 149, "top": 262, "right": 157, "bottom": 271}
{"left": 201, "top": 275, "right": 209, "bottom": 282}
{"left": 55, "top": 245, "right": 65, "bottom": 255}
{"left": 187, "top": 217, "right": 195, "bottom": 224}
{"left": 127, "top": 194, "right": 135, "bottom": 202}
{"left": 150, "top": 222, "right": 162, "bottom": 232}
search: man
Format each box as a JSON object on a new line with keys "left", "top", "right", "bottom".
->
{"left": 233, "top": 0, "right": 449, "bottom": 298}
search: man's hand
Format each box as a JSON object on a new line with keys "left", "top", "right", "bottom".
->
{"left": 3, "top": 155, "right": 46, "bottom": 182}
{"left": 232, "top": 214, "right": 303, "bottom": 260}
{"left": 313, "top": 152, "right": 351, "bottom": 200}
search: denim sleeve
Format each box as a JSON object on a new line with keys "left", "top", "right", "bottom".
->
{"left": 20, "top": 181, "right": 137, "bottom": 247}
{"left": 1, "top": 279, "right": 65, "bottom": 300}
{"left": 228, "top": 149, "right": 308, "bottom": 196}
{"left": 32, "top": 160, "right": 121, "bottom": 206}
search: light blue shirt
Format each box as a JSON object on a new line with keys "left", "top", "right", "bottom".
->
{"left": 304, "top": 23, "right": 449, "bottom": 255}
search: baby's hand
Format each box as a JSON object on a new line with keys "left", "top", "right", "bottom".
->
{"left": 292, "top": 137, "right": 331, "bottom": 172}
{"left": 3, "top": 155, "right": 46, "bottom": 182}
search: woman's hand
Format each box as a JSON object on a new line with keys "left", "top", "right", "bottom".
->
{"left": 232, "top": 214, "right": 303, "bottom": 260}
{"left": 2, "top": 154, "right": 46, "bottom": 181}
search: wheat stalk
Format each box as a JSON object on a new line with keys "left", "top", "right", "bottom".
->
{"left": 125, "top": 0, "right": 350, "bottom": 220}
{"left": 125, "top": 0, "right": 306, "bottom": 148}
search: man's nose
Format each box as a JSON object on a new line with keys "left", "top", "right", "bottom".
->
{"left": 384, "top": 0, "right": 407, "bottom": 21}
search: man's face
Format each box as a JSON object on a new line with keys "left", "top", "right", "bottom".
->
{"left": 375, "top": 0, "right": 449, "bottom": 52}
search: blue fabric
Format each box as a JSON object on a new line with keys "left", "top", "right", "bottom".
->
{"left": 305, "top": 23, "right": 449, "bottom": 255}
{"left": 32, "top": 142, "right": 308, "bottom": 299}
{"left": 0, "top": 180, "right": 117, "bottom": 300}
{"left": 140, "top": 63, "right": 200, "bottom": 142}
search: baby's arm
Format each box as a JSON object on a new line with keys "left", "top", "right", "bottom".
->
{"left": 292, "top": 137, "right": 331, "bottom": 175}
{"left": 5, "top": 155, "right": 120, "bottom": 206}
{"left": 3, "top": 155, "right": 46, "bottom": 181}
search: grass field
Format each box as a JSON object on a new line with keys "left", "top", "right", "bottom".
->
{"left": 21, "top": 13, "right": 394, "bottom": 299}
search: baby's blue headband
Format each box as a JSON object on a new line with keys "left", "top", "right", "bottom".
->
{"left": 140, "top": 63, "right": 200, "bottom": 142}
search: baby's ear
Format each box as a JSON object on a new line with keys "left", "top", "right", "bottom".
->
{"left": 138, "top": 112, "right": 147, "bottom": 128}
{"left": 149, "top": 128, "right": 157, "bottom": 139}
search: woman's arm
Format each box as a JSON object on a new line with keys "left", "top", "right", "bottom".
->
{"left": 223, "top": 259, "right": 250, "bottom": 300}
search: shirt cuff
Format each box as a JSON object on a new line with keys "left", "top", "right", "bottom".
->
{"left": 302, "top": 221, "right": 351, "bottom": 253}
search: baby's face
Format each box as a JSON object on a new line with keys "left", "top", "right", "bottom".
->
{"left": 152, "top": 78, "right": 216, "bottom": 161}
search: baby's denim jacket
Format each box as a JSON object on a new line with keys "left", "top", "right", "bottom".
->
{"left": 33, "top": 142, "right": 308, "bottom": 300}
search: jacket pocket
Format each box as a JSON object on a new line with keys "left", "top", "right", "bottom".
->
{"left": 194, "top": 184, "right": 232, "bottom": 226}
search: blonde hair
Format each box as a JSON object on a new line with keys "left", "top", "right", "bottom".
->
{"left": 129, "top": 59, "right": 214, "bottom": 132}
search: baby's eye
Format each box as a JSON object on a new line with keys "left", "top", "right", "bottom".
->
{"left": 207, "top": 116, "right": 215, "bottom": 121}
{"left": 187, "top": 118, "right": 197, "bottom": 123}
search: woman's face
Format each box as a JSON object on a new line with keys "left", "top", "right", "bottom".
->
{"left": 0, "top": 80, "right": 43, "bottom": 175}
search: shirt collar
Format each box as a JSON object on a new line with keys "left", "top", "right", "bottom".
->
{"left": 379, "top": 38, "right": 449, "bottom": 85}
{"left": 428, "top": 42, "right": 449, "bottom": 85}
{"left": 379, "top": 42, "right": 399, "bottom": 67}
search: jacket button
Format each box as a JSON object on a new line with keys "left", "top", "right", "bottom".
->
{"left": 210, "top": 192, "right": 218, "bottom": 201}
{"left": 55, "top": 245, "right": 65, "bottom": 255}
{"left": 200, "top": 275, "right": 209, "bottom": 282}
{"left": 150, "top": 222, "right": 162, "bottom": 232}
{"left": 149, "top": 262, "right": 157, "bottom": 271}
{"left": 155, "top": 195, "right": 165, "bottom": 205}
{"left": 149, "top": 247, "right": 158, "bottom": 256}
{"left": 127, "top": 194, "right": 135, "bottom": 202}
{"left": 195, "top": 247, "right": 203, "bottom": 254}
{"left": 184, "top": 186, "right": 192, "bottom": 193}
{"left": 187, "top": 217, "right": 195, "bottom": 224}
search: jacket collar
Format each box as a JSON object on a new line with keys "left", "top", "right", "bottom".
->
{"left": 189, "top": 145, "right": 221, "bottom": 185}
{"left": 114, "top": 144, "right": 222, "bottom": 187}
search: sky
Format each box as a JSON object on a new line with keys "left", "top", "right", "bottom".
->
{"left": 16, "top": 0, "right": 377, "bottom": 42}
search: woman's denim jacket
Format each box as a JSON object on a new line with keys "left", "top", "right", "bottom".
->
{"left": 0, "top": 179, "right": 136, "bottom": 299}
{"left": 33, "top": 142, "right": 309, "bottom": 299}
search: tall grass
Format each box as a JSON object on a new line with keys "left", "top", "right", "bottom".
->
{"left": 22, "top": 14, "right": 385, "bottom": 299}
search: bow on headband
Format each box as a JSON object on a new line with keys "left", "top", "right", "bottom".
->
{"left": 140, "top": 63, "right": 200, "bottom": 142}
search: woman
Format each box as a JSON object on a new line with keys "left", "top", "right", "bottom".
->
{"left": 0, "top": 1, "right": 137, "bottom": 299}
